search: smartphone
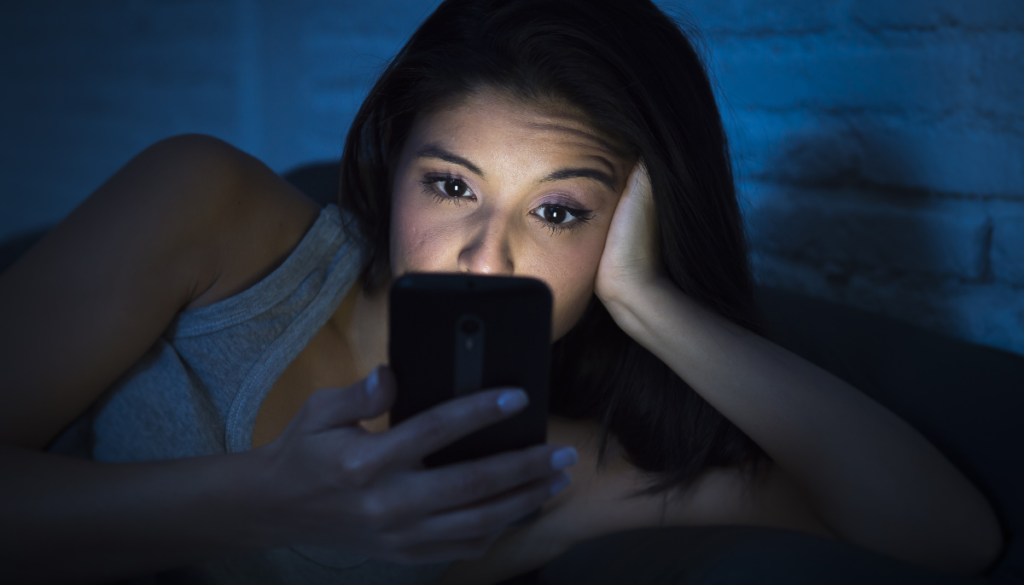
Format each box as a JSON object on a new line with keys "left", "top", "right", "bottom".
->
{"left": 388, "top": 273, "right": 552, "bottom": 469}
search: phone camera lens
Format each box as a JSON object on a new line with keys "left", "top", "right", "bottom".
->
{"left": 461, "top": 318, "right": 480, "bottom": 335}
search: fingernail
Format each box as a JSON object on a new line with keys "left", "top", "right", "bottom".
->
{"left": 496, "top": 389, "right": 528, "bottom": 413}
{"left": 550, "top": 447, "right": 578, "bottom": 471}
{"left": 550, "top": 472, "right": 572, "bottom": 496}
{"left": 366, "top": 367, "right": 379, "bottom": 396}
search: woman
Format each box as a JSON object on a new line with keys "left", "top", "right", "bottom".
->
{"left": 0, "top": 0, "right": 1002, "bottom": 583}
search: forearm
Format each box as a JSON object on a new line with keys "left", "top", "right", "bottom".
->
{"left": 0, "top": 446, "right": 279, "bottom": 583}
{"left": 602, "top": 280, "right": 1002, "bottom": 573}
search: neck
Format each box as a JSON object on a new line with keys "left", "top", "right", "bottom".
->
{"left": 328, "top": 276, "right": 390, "bottom": 379}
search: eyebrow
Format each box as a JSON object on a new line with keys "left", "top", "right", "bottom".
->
{"left": 414, "top": 144, "right": 617, "bottom": 192}
{"left": 538, "top": 167, "right": 616, "bottom": 191}
{"left": 415, "top": 146, "right": 486, "bottom": 178}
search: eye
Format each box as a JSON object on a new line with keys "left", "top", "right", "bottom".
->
{"left": 537, "top": 205, "right": 578, "bottom": 225}
{"left": 532, "top": 203, "right": 595, "bottom": 235}
{"left": 426, "top": 176, "right": 475, "bottom": 200}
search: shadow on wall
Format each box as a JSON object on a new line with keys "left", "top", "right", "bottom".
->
{"left": 744, "top": 128, "right": 1024, "bottom": 355}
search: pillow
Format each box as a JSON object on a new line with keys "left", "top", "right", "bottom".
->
{"left": 755, "top": 288, "right": 1024, "bottom": 539}
{"left": 540, "top": 526, "right": 985, "bottom": 585}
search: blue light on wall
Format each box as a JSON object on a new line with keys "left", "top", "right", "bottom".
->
{"left": 1, "top": 0, "right": 1022, "bottom": 354}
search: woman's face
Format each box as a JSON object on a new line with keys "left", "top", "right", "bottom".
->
{"left": 389, "top": 89, "right": 632, "bottom": 340}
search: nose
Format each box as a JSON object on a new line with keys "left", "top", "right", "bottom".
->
{"left": 457, "top": 215, "right": 515, "bottom": 275}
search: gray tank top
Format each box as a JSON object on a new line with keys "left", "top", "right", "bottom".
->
{"left": 48, "top": 204, "right": 450, "bottom": 584}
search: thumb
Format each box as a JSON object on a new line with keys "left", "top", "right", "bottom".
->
{"left": 297, "top": 365, "right": 395, "bottom": 431}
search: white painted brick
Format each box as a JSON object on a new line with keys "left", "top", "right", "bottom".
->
{"left": 853, "top": 116, "right": 1024, "bottom": 197}
{"left": 746, "top": 185, "right": 991, "bottom": 279}
{"left": 753, "top": 253, "right": 963, "bottom": 337}
{"left": 755, "top": 253, "right": 1024, "bottom": 356}
{"left": 992, "top": 215, "right": 1024, "bottom": 286}
{"left": 950, "top": 284, "right": 1024, "bottom": 356}
{"left": 656, "top": 0, "right": 838, "bottom": 35}
{"left": 713, "top": 36, "right": 974, "bottom": 112}
{"left": 849, "top": 0, "right": 1024, "bottom": 31}
{"left": 973, "top": 32, "right": 1024, "bottom": 120}
{"left": 305, "top": 35, "right": 403, "bottom": 98}
{"left": 726, "top": 110, "right": 1024, "bottom": 197}
{"left": 311, "top": 0, "right": 443, "bottom": 36}
{"left": 0, "top": 1, "right": 240, "bottom": 242}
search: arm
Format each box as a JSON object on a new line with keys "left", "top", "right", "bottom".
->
{"left": 0, "top": 133, "right": 307, "bottom": 450}
{"left": 0, "top": 136, "right": 573, "bottom": 582}
{"left": 0, "top": 446, "right": 276, "bottom": 580}
{"left": 594, "top": 164, "right": 1003, "bottom": 575}
{"left": 0, "top": 134, "right": 298, "bottom": 580}
{"left": 1, "top": 381, "right": 570, "bottom": 583}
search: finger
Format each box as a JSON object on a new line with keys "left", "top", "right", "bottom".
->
{"left": 362, "top": 387, "right": 530, "bottom": 468}
{"left": 624, "top": 161, "right": 642, "bottom": 194}
{"left": 622, "top": 161, "right": 653, "bottom": 212}
{"left": 389, "top": 444, "right": 577, "bottom": 517}
{"left": 296, "top": 365, "right": 395, "bottom": 431}
{"left": 615, "top": 160, "right": 659, "bottom": 262}
{"left": 390, "top": 471, "right": 571, "bottom": 548}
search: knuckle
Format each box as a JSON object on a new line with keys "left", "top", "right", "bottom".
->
{"left": 290, "top": 398, "right": 316, "bottom": 424}
{"left": 359, "top": 493, "right": 393, "bottom": 527}
{"left": 339, "top": 452, "right": 376, "bottom": 487}
{"left": 524, "top": 451, "right": 550, "bottom": 478}
{"left": 304, "top": 388, "right": 329, "bottom": 409}
{"left": 305, "top": 386, "right": 342, "bottom": 412}
{"left": 417, "top": 411, "right": 449, "bottom": 443}
{"left": 530, "top": 484, "right": 552, "bottom": 507}
{"left": 454, "top": 471, "right": 491, "bottom": 500}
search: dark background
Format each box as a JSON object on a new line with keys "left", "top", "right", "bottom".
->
{"left": 2, "top": 0, "right": 1022, "bottom": 356}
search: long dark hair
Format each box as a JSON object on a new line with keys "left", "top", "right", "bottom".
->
{"left": 338, "top": 0, "right": 767, "bottom": 495}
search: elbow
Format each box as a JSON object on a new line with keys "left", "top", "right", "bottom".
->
{"left": 872, "top": 494, "right": 1006, "bottom": 576}
{"left": 922, "top": 504, "right": 1005, "bottom": 577}
{"left": 953, "top": 490, "right": 1005, "bottom": 576}
{"left": 953, "top": 515, "right": 1004, "bottom": 576}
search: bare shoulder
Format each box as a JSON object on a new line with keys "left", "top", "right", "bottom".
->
{"left": 168, "top": 136, "right": 323, "bottom": 310}
{"left": 0, "top": 134, "right": 319, "bottom": 449}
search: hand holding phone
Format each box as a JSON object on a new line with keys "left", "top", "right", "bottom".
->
{"left": 259, "top": 369, "right": 575, "bottom": 562}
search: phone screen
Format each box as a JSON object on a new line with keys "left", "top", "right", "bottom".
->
{"left": 388, "top": 273, "right": 552, "bottom": 468}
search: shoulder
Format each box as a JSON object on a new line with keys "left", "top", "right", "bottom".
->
{"left": 140, "top": 134, "right": 324, "bottom": 310}
{"left": 0, "top": 135, "right": 321, "bottom": 448}
{"left": 99, "top": 133, "right": 321, "bottom": 271}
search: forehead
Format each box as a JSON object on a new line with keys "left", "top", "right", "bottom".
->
{"left": 406, "top": 90, "right": 628, "bottom": 169}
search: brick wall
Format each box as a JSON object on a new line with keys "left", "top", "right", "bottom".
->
{"left": 1, "top": 0, "right": 1021, "bottom": 355}
{"left": 679, "top": 0, "right": 1024, "bottom": 355}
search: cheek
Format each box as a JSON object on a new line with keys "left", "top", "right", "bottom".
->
{"left": 389, "top": 188, "right": 459, "bottom": 275}
{"left": 525, "top": 233, "right": 608, "bottom": 341}
{"left": 550, "top": 260, "right": 600, "bottom": 340}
